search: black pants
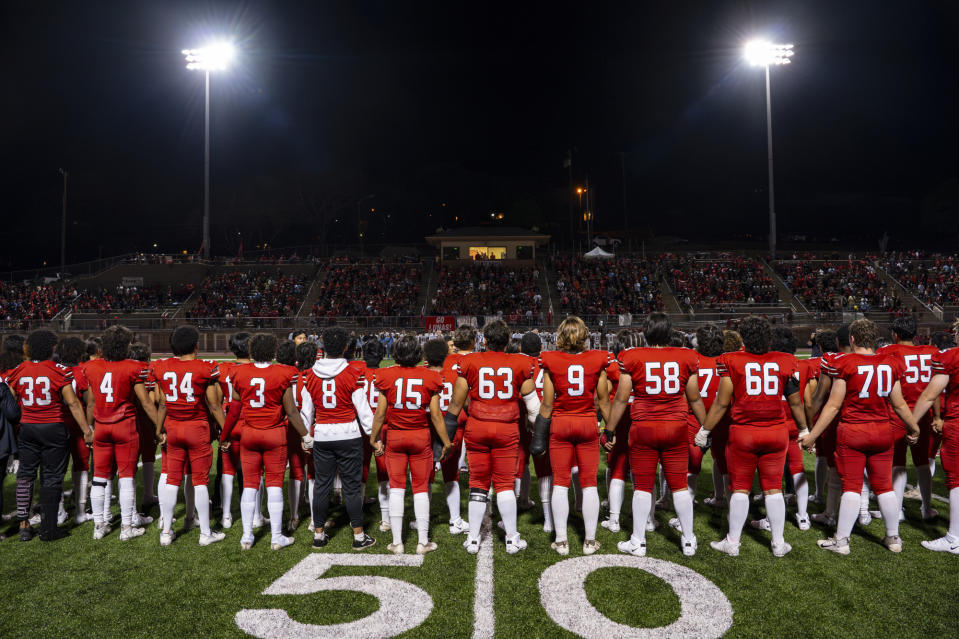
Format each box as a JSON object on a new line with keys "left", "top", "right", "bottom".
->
{"left": 16, "top": 422, "right": 69, "bottom": 530}
{"left": 0, "top": 454, "right": 8, "bottom": 517}
{"left": 312, "top": 437, "right": 364, "bottom": 530}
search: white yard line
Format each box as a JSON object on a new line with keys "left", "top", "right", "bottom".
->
{"left": 472, "top": 516, "right": 494, "bottom": 639}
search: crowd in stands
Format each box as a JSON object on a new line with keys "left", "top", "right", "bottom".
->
{"left": 0, "top": 282, "right": 74, "bottom": 325}
{"left": 884, "top": 252, "right": 959, "bottom": 307}
{"left": 69, "top": 284, "right": 193, "bottom": 313}
{"left": 552, "top": 256, "right": 663, "bottom": 316}
{"left": 774, "top": 258, "right": 907, "bottom": 315}
{"left": 666, "top": 255, "right": 779, "bottom": 311}
{"left": 311, "top": 258, "right": 422, "bottom": 319}
{"left": 188, "top": 271, "right": 308, "bottom": 319}
{"left": 431, "top": 262, "right": 542, "bottom": 321}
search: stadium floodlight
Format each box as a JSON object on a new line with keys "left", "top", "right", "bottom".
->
{"left": 744, "top": 40, "right": 793, "bottom": 258}
{"left": 183, "top": 40, "right": 235, "bottom": 260}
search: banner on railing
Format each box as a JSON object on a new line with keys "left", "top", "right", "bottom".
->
{"left": 424, "top": 315, "right": 457, "bottom": 332}
{"left": 121, "top": 276, "right": 144, "bottom": 287}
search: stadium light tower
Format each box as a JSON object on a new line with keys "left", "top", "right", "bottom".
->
{"left": 744, "top": 40, "right": 793, "bottom": 258}
{"left": 183, "top": 41, "right": 236, "bottom": 260}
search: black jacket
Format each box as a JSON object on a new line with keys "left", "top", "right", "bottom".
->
{"left": 0, "top": 382, "right": 21, "bottom": 459}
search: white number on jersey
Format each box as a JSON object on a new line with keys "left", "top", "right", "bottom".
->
{"left": 162, "top": 371, "right": 196, "bottom": 403}
{"left": 438, "top": 381, "right": 453, "bottom": 411}
{"left": 478, "top": 367, "right": 513, "bottom": 400}
{"left": 903, "top": 354, "right": 933, "bottom": 385}
{"left": 393, "top": 378, "right": 424, "bottom": 410}
{"left": 857, "top": 364, "right": 893, "bottom": 398}
{"left": 321, "top": 379, "right": 337, "bottom": 409}
{"left": 744, "top": 362, "right": 780, "bottom": 396}
{"left": 18, "top": 377, "right": 53, "bottom": 407}
{"left": 698, "top": 368, "right": 714, "bottom": 398}
{"left": 645, "top": 361, "right": 680, "bottom": 394}
{"left": 250, "top": 377, "right": 266, "bottom": 408}
{"left": 566, "top": 364, "right": 585, "bottom": 396}
{"left": 100, "top": 372, "right": 115, "bottom": 403}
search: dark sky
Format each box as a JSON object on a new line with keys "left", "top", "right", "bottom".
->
{"left": 2, "top": 0, "right": 958, "bottom": 267}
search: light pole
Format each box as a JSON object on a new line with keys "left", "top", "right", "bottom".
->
{"left": 183, "top": 41, "right": 235, "bottom": 260}
{"left": 744, "top": 40, "right": 793, "bottom": 258}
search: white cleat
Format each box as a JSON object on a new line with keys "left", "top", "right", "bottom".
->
{"left": 750, "top": 518, "right": 772, "bottom": 531}
{"left": 378, "top": 520, "right": 392, "bottom": 532}
{"left": 883, "top": 535, "right": 903, "bottom": 553}
{"left": 199, "top": 531, "right": 226, "bottom": 546}
{"left": 387, "top": 543, "right": 405, "bottom": 555}
{"left": 505, "top": 533, "right": 527, "bottom": 555}
{"left": 543, "top": 522, "right": 554, "bottom": 534}
{"left": 131, "top": 512, "right": 153, "bottom": 527}
{"left": 271, "top": 535, "right": 295, "bottom": 550}
{"left": 57, "top": 508, "right": 69, "bottom": 526}
{"left": 668, "top": 517, "right": 682, "bottom": 531}
{"left": 159, "top": 532, "right": 174, "bottom": 547}
{"left": 74, "top": 512, "right": 93, "bottom": 525}
{"left": 817, "top": 536, "right": 850, "bottom": 555}
{"left": 119, "top": 526, "right": 145, "bottom": 541}
{"left": 921, "top": 535, "right": 959, "bottom": 554}
{"left": 449, "top": 519, "right": 470, "bottom": 535}
{"left": 810, "top": 512, "right": 836, "bottom": 527}
{"left": 240, "top": 534, "right": 254, "bottom": 550}
{"left": 682, "top": 536, "right": 698, "bottom": 557}
{"left": 710, "top": 536, "right": 741, "bottom": 557}
{"left": 551, "top": 540, "right": 570, "bottom": 556}
{"left": 857, "top": 511, "right": 872, "bottom": 527}
{"left": 795, "top": 514, "right": 811, "bottom": 531}
{"left": 93, "top": 523, "right": 111, "bottom": 540}
{"left": 252, "top": 515, "right": 267, "bottom": 530}
{"left": 583, "top": 539, "right": 601, "bottom": 555}
{"left": 28, "top": 513, "right": 41, "bottom": 526}
{"left": 617, "top": 536, "right": 647, "bottom": 557}
{"left": 704, "top": 496, "right": 725, "bottom": 508}
{"left": 600, "top": 519, "right": 621, "bottom": 533}
{"left": 221, "top": 513, "right": 233, "bottom": 529}
{"left": 463, "top": 536, "right": 480, "bottom": 554}
{"left": 771, "top": 541, "right": 792, "bottom": 557}
{"left": 416, "top": 541, "right": 438, "bottom": 555}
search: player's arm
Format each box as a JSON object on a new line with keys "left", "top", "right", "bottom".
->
{"left": 702, "top": 377, "right": 732, "bottom": 432}
{"left": 932, "top": 394, "right": 943, "bottom": 433}
{"left": 204, "top": 383, "right": 226, "bottom": 430}
{"left": 84, "top": 388, "right": 94, "bottom": 428}
{"left": 807, "top": 374, "right": 832, "bottom": 424}
{"left": 134, "top": 381, "right": 159, "bottom": 427}
{"left": 801, "top": 378, "right": 845, "bottom": 449}
{"left": 685, "top": 373, "right": 707, "bottom": 427}
{"left": 429, "top": 394, "right": 452, "bottom": 460}
{"left": 786, "top": 386, "right": 808, "bottom": 436}
{"left": 370, "top": 394, "right": 388, "bottom": 455}
{"left": 538, "top": 370, "right": 555, "bottom": 420}
{"left": 803, "top": 377, "right": 818, "bottom": 425}
{"left": 220, "top": 399, "right": 241, "bottom": 445}
{"left": 154, "top": 385, "right": 168, "bottom": 446}
{"left": 443, "top": 376, "right": 469, "bottom": 443}
{"left": 595, "top": 369, "right": 611, "bottom": 424}
{"left": 60, "top": 384, "right": 93, "bottom": 444}
{"left": 913, "top": 373, "right": 949, "bottom": 430}
{"left": 887, "top": 381, "right": 920, "bottom": 443}
{"left": 282, "top": 387, "right": 310, "bottom": 441}
{"left": 603, "top": 372, "right": 632, "bottom": 453}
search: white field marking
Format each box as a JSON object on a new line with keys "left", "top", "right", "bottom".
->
{"left": 235, "top": 553, "right": 430, "bottom": 639}
{"left": 472, "top": 515, "right": 494, "bottom": 639}
{"left": 539, "top": 555, "right": 733, "bottom": 639}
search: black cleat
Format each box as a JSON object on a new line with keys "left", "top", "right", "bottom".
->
{"left": 352, "top": 532, "right": 376, "bottom": 550}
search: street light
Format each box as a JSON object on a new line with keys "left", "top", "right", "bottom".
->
{"left": 183, "top": 41, "right": 236, "bottom": 260}
{"left": 744, "top": 40, "right": 793, "bottom": 258}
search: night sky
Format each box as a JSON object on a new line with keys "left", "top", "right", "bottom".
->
{"left": 3, "top": 1, "right": 958, "bottom": 268}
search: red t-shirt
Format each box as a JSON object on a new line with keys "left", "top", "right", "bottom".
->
{"left": 825, "top": 352, "right": 904, "bottom": 424}
{"left": 82, "top": 359, "right": 148, "bottom": 424}
{"left": 877, "top": 343, "right": 939, "bottom": 408}
{"left": 717, "top": 351, "right": 797, "bottom": 428}
{"left": 687, "top": 354, "right": 720, "bottom": 428}
{"left": 617, "top": 346, "right": 698, "bottom": 423}
{"left": 230, "top": 362, "right": 296, "bottom": 429}
{"left": 540, "top": 350, "right": 612, "bottom": 417}
{"left": 932, "top": 349, "right": 959, "bottom": 419}
{"left": 301, "top": 364, "right": 365, "bottom": 424}
{"left": 7, "top": 360, "right": 74, "bottom": 423}
{"left": 374, "top": 366, "right": 443, "bottom": 430}
{"left": 151, "top": 358, "right": 220, "bottom": 421}
{"left": 458, "top": 351, "right": 535, "bottom": 422}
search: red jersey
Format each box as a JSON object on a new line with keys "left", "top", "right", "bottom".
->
{"left": 219, "top": 361, "right": 238, "bottom": 407}
{"left": 151, "top": 358, "right": 220, "bottom": 421}
{"left": 617, "top": 346, "right": 698, "bottom": 423}
{"left": 437, "top": 354, "right": 463, "bottom": 412}
{"left": 64, "top": 364, "right": 89, "bottom": 429}
{"left": 374, "top": 366, "right": 442, "bottom": 430}
{"left": 540, "top": 350, "right": 612, "bottom": 417}
{"left": 301, "top": 364, "right": 366, "bottom": 424}
{"left": 932, "top": 349, "right": 959, "bottom": 419}
{"left": 877, "top": 343, "right": 939, "bottom": 408}
{"left": 688, "top": 354, "right": 720, "bottom": 428}
{"left": 717, "top": 351, "right": 797, "bottom": 428}
{"left": 458, "top": 351, "right": 535, "bottom": 422}
{"left": 230, "top": 363, "right": 296, "bottom": 429}
{"left": 7, "top": 360, "right": 74, "bottom": 423}
{"left": 82, "top": 359, "right": 148, "bottom": 424}
{"left": 825, "top": 352, "right": 904, "bottom": 424}
{"left": 350, "top": 361, "right": 381, "bottom": 412}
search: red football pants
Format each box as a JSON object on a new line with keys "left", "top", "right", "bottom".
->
{"left": 136, "top": 414, "right": 156, "bottom": 463}
{"left": 241, "top": 427, "right": 287, "bottom": 489}
{"left": 605, "top": 415, "right": 631, "bottom": 481}
{"left": 465, "top": 416, "right": 518, "bottom": 493}
{"left": 892, "top": 413, "right": 934, "bottom": 467}
{"left": 165, "top": 419, "right": 212, "bottom": 487}
{"left": 222, "top": 421, "right": 244, "bottom": 475}
{"left": 785, "top": 431, "right": 804, "bottom": 475}
{"left": 68, "top": 422, "right": 91, "bottom": 471}
{"left": 548, "top": 415, "right": 599, "bottom": 488}
{"left": 710, "top": 418, "right": 730, "bottom": 474}
{"left": 686, "top": 422, "right": 705, "bottom": 475}
{"left": 440, "top": 412, "right": 468, "bottom": 482}
{"left": 516, "top": 421, "right": 552, "bottom": 479}
{"left": 727, "top": 424, "right": 788, "bottom": 492}
{"left": 628, "top": 420, "right": 687, "bottom": 493}
{"left": 816, "top": 418, "right": 838, "bottom": 468}
{"left": 941, "top": 419, "right": 959, "bottom": 490}
{"left": 386, "top": 428, "right": 433, "bottom": 493}
{"left": 287, "top": 426, "right": 306, "bottom": 482}
{"left": 93, "top": 418, "right": 139, "bottom": 479}
{"left": 363, "top": 428, "right": 389, "bottom": 483}
{"left": 835, "top": 421, "right": 894, "bottom": 494}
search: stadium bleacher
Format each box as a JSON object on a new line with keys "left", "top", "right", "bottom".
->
{"left": 552, "top": 255, "right": 663, "bottom": 315}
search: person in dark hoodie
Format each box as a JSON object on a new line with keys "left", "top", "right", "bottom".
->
{"left": 0, "top": 378, "right": 21, "bottom": 540}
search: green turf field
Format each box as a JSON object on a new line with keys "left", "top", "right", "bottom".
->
{"left": 1, "top": 450, "right": 957, "bottom": 638}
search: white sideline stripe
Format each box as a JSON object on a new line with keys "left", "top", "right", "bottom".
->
{"left": 472, "top": 517, "right": 494, "bottom": 639}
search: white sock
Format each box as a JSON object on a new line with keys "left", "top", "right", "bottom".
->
{"left": 604, "top": 467, "right": 611, "bottom": 496}
{"left": 608, "top": 478, "right": 625, "bottom": 523}
{"left": 73, "top": 470, "right": 88, "bottom": 517}
{"left": 711, "top": 464, "right": 723, "bottom": 498}
{"left": 497, "top": 490, "right": 518, "bottom": 537}
{"left": 687, "top": 473, "right": 698, "bottom": 500}
{"left": 468, "top": 497, "right": 486, "bottom": 540}
{"left": 195, "top": 485, "right": 211, "bottom": 536}
{"left": 582, "top": 486, "right": 599, "bottom": 541}
{"left": 826, "top": 468, "right": 842, "bottom": 517}
{"left": 307, "top": 479, "right": 315, "bottom": 524}
{"left": 240, "top": 487, "right": 256, "bottom": 538}
{"left": 727, "top": 493, "right": 749, "bottom": 543}
{"left": 184, "top": 475, "right": 195, "bottom": 522}
{"left": 221, "top": 474, "right": 234, "bottom": 518}
{"left": 142, "top": 462, "right": 156, "bottom": 501}
{"left": 287, "top": 478, "right": 302, "bottom": 522}
{"left": 266, "top": 486, "right": 284, "bottom": 540}
{"left": 444, "top": 481, "right": 460, "bottom": 523}
{"left": 520, "top": 466, "right": 531, "bottom": 504}
{"left": 814, "top": 456, "right": 828, "bottom": 498}
{"left": 333, "top": 473, "right": 342, "bottom": 496}
{"left": 876, "top": 491, "right": 900, "bottom": 537}
{"left": 950, "top": 487, "right": 959, "bottom": 539}
{"left": 673, "top": 489, "right": 694, "bottom": 541}
{"left": 90, "top": 478, "right": 106, "bottom": 525}
{"left": 514, "top": 477, "right": 522, "bottom": 499}
{"left": 792, "top": 472, "right": 809, "bottom": 518}
{"left": 930, "top": 457, "right": 937, "bottom": 478}
{"left": 916, "top": 464, "right": 933, "bottom": 512}
{"left": 860, "top": 473, "right": 870, "bottom": 513}
{"left": 160, "top": 483, "right": 178, "bottom": 534}
{"left": 390, "top": 488, "right": 405, "bottom": 545}
{"left": 413, "top": 492, "right": 430, "bottom": 544}
{"left": 571, "top": 467, "right": 582, "bottom": 511}
{"left": 837, "top": 491, "right": 860, "bottom": 539}
{"left": 119, "top": 477, "right": 136, "bottom": 527}
{"left": 380, "top": 480, "right": 392, "bottom": 521}
{"left": 551, "top": 486, "right": 570, "bottom": 543}
{"left": 539, "top": 475, "right": 554, "bottom": 531}
{"left": 104, "top": 478, "right": 113, "bottom": 522}
{"left": 157, "top": 473, "right": 168, "bottom": 518}
{"left": 892, "top": 465, "right": 907, "bottom": 511}
{"left": 765, "top": 493, "right": 786, "bottom": 545}
{"left": 631, "top": 490, "right": 652, "bottom": 542}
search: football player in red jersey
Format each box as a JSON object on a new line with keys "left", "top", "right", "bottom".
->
{"left": 55, "top": 336, "right": 94, "bottom": 525}
{"left": 600, "top": 329, "right": 641, "bottom": 534}
{"left": 299, "top": 327, "right": 376, "bottom": 551}
{"left": 803, "top": 330, "right": 839, "bottom": 509}
{"left": 82, "top": 325, "right": 159, "bottom": 541}
{"left": 372, "top": 336, "right": 451, "bottom": 555}
{"left": 607, "top": 313, "right": 706, "bottom": 557}
{"left": 351, "top": 339, "right": 391, "bottom": 532}
{"left": 8, "top": 330, "right": 92, "bottom": 541}
{"left": 802, "top": 319, "right": 920, "bottom": 554}
{"left": 912, "top": 319, "right": 959, "bottom": 553}
{"left": 220, "top": 333, "right": 312, "bottom": 551}
{"left": 704, "top": 330, "right": 744, "bottom": 508}
{"left": 436, "top": 326, "right": 476, "bottom": 536}
{"left": 537, "top": 316, "right": 611, "bottom": 556}
{"left": 445, "top": 319, "right": 540, "bottom": 555}
{"left": 295, "top": 339, "right": 319, "bottom": 525}
{"left": 152, "top": 326, "right": 226, "bottom": 546}
{"left": 696, "top": 317, "right": 807, "bottom": 557}
{"left": 686, "top": 325, "right": 724, "bottom": 504}
{"left": 217, "top": 332, "right": 253, "bottom": 530}
{"left": 877, "top": 315, "right": 941, "bottom": 520}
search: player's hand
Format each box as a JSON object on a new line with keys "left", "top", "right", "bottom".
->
{"left": 602, "top": 431, "right": 616, "bottom": 452}
{"left": 373, "top": 440, "right": 385, "bottom": 457}
{"left": 906, "top": 431, "right": 919, "bottom": 446}
{"left": 798, "top": 432, "right": 816, "bottom": 451}
{"left": 694, "top": 427, "right": 710, "bottom": 449}
{"left": 301, "top": 435, "right": 314, "bottom": 451}
{"left": 932, "top": 418, "right": 944, "bottom": 434}
{"left": 83, "top": 429, "right": 94, "bottom": 446}
{"left": 220, "top": 440, "right": 231, "bottom": 452}
{"left": 440, "top": 442, "right": 452, "bottom": 461}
